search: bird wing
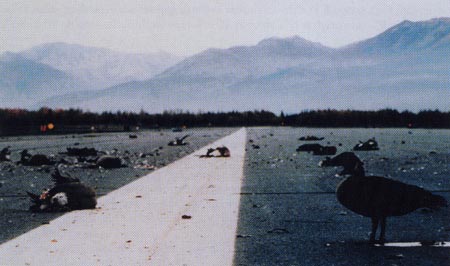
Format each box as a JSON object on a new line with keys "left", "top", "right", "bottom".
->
{"left": 52, "top": 168, "right": 80, "bottom": 184}
{"left": 26, "top": 191, "right": 41, "bottom": 203}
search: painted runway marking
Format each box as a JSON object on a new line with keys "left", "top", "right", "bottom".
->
{"left": 375, "top": 241, "right": 450, "bottom": 247}
{"left": 0, "top": 128, "right": 247, "bottom": 266}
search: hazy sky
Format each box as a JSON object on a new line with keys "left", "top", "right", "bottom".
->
{"left": 1, "top": 0, "right": 449, "bottom": 56}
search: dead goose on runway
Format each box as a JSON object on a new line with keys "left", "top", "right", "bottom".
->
{"left": 27, "top": 168, "right": 96, "bottom": 212}
{"left": 168, "top": 134, "right": 190, "bottom": 146}
{"left": 19, "top": 149, "right": 55, "bottom": 166}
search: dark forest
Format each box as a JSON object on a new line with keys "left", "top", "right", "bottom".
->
{"left": 0, "top": 108, "right": 449, "bottom": 136}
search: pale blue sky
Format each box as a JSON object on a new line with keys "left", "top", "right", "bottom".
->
{"left": 1, "top": 0, "right": 449, "bottom": 56}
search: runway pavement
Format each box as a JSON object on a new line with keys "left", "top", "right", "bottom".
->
{"left": 0, "top": 128, "right": 247, "bottom": 266}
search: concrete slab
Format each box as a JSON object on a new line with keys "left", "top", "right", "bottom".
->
{"left": 0, "top": 128, "right": 247, "bottom": 266}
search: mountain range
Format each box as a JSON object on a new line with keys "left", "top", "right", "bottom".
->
{"left": 1, "top": 18, "right": 450, "bottom": 112}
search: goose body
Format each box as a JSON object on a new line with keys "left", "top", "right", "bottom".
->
{"left": 319, "top": 152, "right": 362, "bottom": 175}
{"left": 168, "top": 135, "right": 190, "bottom": 146}
{"left": 298, "top": 136, "right": 324, "bottom": 141}
{"left": 28, "top": 169, "right": 96, "bottom": 212}
{"left": 312, "top": 146, "right": 337, "bottom": 156}
{"left": 334, "top": 158, "right": 447, "bottom": 243}
{"left": 96, "top": 155, "right": 123, "bottom": 168}
{"left": 0, "top": 146, "right": 11, "bottom": 161}
{"left": 337, "top": 175, "right": 443, "bottom": 218}
{"left": 215, "top": 146, "right": 230, "bottom": 157}
{"left": 20, "top": 150, "right": 55, "bottom": 166}
{"left": 296, "top": 144, "right": 323, "bottom": 153}
{"left": 353, "top": 138, "right": 379, "bottom": 151}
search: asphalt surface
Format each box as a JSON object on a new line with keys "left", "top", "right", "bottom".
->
{"left": 0, "top": 127, "right": 236, "bottom": 244}
{"left": 233, "top": 127, "right": 450, "bottom": 266}
{"left": 1, "top": 127, "right": 449, "bottom": 266}
{"left": 0, "top": 128, "right": 247, "bottom": 266}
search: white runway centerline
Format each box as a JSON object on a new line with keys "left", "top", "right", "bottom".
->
{"left": 0, "top": 128, "right": 247, "bottom": 266}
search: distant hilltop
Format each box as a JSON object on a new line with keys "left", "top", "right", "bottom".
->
{"left": 1, "top": 18, "right": 450, "bottom": 113}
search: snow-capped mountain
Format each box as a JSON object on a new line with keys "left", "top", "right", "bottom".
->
{"left": 0, "top": 52, "right": 85, "bottom": 107}
{"left": 0, "top": 43, "right": 182, "bottom": 108}
{"left": 21, "top": 42, "right": 183, "bottom": 89}
{"left": 5, "top": 18, "right": 450, "bottom": 112}
{"left": 155, "top": 36, "right": 332, "bottom": 83}
{"left": 343, "top": 17, "right": 450, "bottom": 55}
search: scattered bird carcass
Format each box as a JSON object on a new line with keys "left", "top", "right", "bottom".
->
{"left": 327, "top": 152, "right": 447, "bottom": 244}
{"left": 296, "top": 144, "right": 337, "bottom": 155}
{"left": 199, "top": 148, "right": 217, "bottom": 158}
{"left": 298, "top": 136, "right": 324, "bottom": 141}
{"left": 77, "top": 154, "right": 126, "bottom": 169}
{"left": 19, "top": 149, "right": 55, "bottom": 166}
{"left": 27, "top": 168, "right": 97, "bottom": 212}
{"left": 95, "top": 155, "right": 125, "bottom": 169}
{"left": 133, "top": 160, "right": 156, "bottom": 170}
{"left": 296, "top": 144, "right": 323, "bottom": 153}
{"left": 313, "top": 146, "right": 337, "bottom": 156}
{"left": 168, "top": 135, "right": 190, "bottom": 146}
{"left": 0, "top": 146, "right": 11, "bottom": 161}
{"left": 215, "top": 146, "right": 231, "bottom": 157}
{"left": 319, "top": 152, "right": 363, "bottom": 175}
{"left": 353, "top": 138, "right": 379, "bottom": 151}
{"left": 199, "top": 146, "right": 230, "bottom": 158}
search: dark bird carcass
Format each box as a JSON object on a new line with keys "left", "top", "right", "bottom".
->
{"left": 199, "top": 148, "right": 217, "bottom": 158}
{"left": 312, "top": 146, "right": 337, "bottom": 156}
{"left": 296, "top": 143, "right": 337, "bottom": 155}
{"left": 319, "top": 152, "right": 362, "bottom": 175}
{"left": 353, "top": 138, "right": 379, "bottom": 151}
{"left": 199, "top": 146, "right": 231, "bottom": 158}
{"left": 298, "top": 135, "right": 324, "bottom": 141}
{"left": 19, "top": 149, "right": 55, "bottom": 166}
{"left": 95, "top": 155, "right": 125, "bottom": 169}
{"left": 27, "top": 168, "right": 97, "bottom": 212}
{"left": 296, "top": 144, "right": 323, "bottom": 153}
{"left": 0, "top": 146, "right": 11, "bottom": 161}
{"left": 323, "top": 152, "right": 447, "bottom": 243}
{"left": 215, "top": 146, "right": 231, "bottom": 157}
{"left": 168, "top": 135, "right": 190, "bottom": 146}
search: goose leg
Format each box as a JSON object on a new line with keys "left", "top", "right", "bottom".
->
{"left": 379, "top": 216, "right": 387, "bottom": 244}
{"left": 369, "top": 217, "right": 379, "bottom": 243}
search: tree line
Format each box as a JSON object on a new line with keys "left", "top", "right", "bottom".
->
{"left": 0, "top": 108, "right": 449, "bottom": 135}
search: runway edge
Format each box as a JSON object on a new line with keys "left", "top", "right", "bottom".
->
{"left": 0, "top": 127, "right": 247, "bottom": 266}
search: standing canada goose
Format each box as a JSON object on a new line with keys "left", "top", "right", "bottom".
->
{"left": 336, "top": 160, "right": 447, "bottom": 244}
{"left": 168, "top": 135, "right": 190, "bottom": 146}
{"left": 27, "top": 168, "right": 96, "bottom": 212}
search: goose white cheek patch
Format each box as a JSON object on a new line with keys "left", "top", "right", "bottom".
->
{"left": 51, "top": 193, "right": 68, "bottom": 206}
